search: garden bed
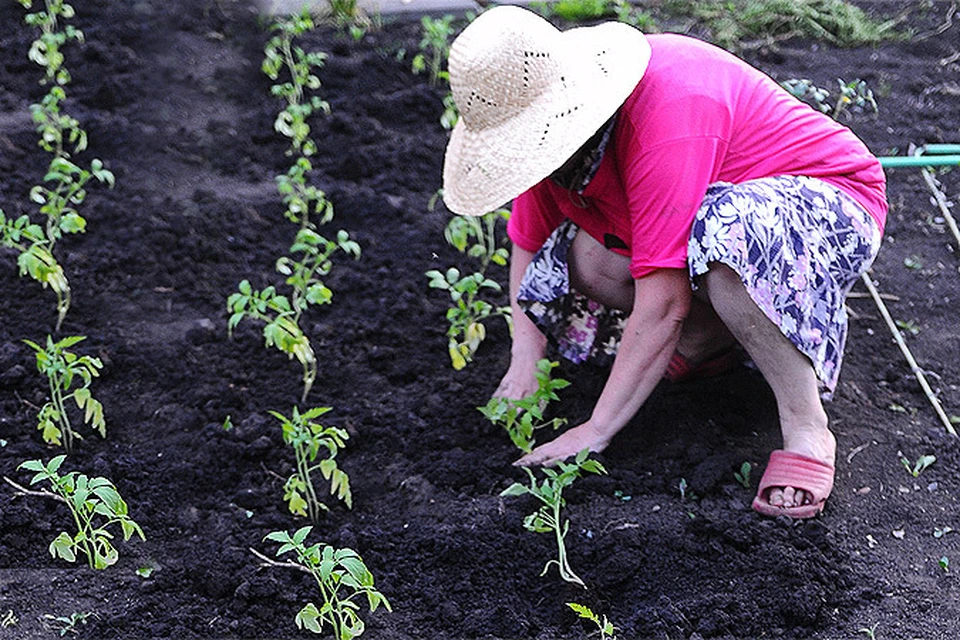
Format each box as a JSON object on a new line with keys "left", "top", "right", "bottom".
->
{"left": 1, "top": 1, "right": 960, "bottom": 638}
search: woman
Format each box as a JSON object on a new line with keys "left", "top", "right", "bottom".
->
{"left": 441, "top": 6, "right": 886, "bottom": 518}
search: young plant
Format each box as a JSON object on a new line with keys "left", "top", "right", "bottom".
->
{"left": 567, "top": 602, "right": 617, "bottom": 639}
{"left": 857, "top": 622, "right": 879, "bottom": 640}
{"left": 478, "top": 359, "right": 570, "bottom": 453}
{"left": 426, "top": 208, "right": 512, "bottom": 370}
{"left": 24, "top": 335, "right": 105, "bottom": 452}
{"left": 781, "top": 77, "right": 878, "bottom": 120}
{"left": 899, "top": 452, "right": 936, "bottom": 477}
{"left": 228, "top": 222, "right": 360, "bottom": 402}
{"left": 322, "top": 0, "right": 371, "bottom": 35}
{"left": 734, "top": 461, "right": 752, "bottom": 489}
{"left": 271, "top": 406, "right": 352, "bottom": 524}
{"left": 16, "top": 455, "right": 144, "bottom": 570}
{"left": 500, "top": 448, "right": 607, "bottom": 588}
{"left": 262, "top": 10, "right": 329, "bottom": 157}
{"left": 258, "top": 526, "right": 391, "bottom": 638}
{"left": 411, "top": 15, "right": 455, "bottom": 87}
{"left": 5, "top": 0, "right": 116, "bottom": 329}
{"left": 42, "top": 611, "right": 98, "bottom": 637}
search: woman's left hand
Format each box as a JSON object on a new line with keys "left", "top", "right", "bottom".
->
{"left": 514, "top": 421, "right": 611, "bottom": 467}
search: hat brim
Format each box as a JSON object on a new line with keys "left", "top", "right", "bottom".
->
{"left": 442, "top": 20, "right": 651, "bottom": 217}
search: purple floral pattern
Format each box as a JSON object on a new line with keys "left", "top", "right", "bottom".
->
{"left": 517, "top": 220, "right": 627, "bottom": 366}
{"left": 688, "top": 176, "right": 882, "bottom": 397}
{"left": 517, "top": 177, "right": 882, "bottom": 399}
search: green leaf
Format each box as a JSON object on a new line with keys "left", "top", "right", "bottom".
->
{"left": 500, "top": 483, "right": 529, "bottom": 497}
{"left": 50, "top": 532, "right": 76, "bottom": 562}
{"left": 295, "top": 602, "right": 323, "bottom": 633}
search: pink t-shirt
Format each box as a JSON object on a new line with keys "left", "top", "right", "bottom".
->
{"left": 508, "top": 34, "right": 887, "bottom": 279}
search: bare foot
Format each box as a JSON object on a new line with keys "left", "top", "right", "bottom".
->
{"left": 514, "top": 422, "right": 610, "bottom": 467}
{"left": 766, "top": 424, "right": 836, "bottom": 508}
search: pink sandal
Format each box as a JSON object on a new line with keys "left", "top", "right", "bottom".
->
{"left": 752, "top": 450, "right": 835, "bottom": 519}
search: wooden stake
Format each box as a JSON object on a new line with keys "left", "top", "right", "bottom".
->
{"left": 860, "top": 273, "right": 957, "bottom": 436}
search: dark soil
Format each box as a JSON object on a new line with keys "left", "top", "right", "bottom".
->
{"left": 2, "top": 1, "right": 960, "bottom": 638}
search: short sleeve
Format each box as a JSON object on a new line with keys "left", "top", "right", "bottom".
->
{"left": 507, "top": 184, "right": 566, "bottom": 253}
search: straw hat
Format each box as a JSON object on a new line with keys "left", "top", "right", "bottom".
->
{"left": 442, "top": 6, "right": 651, "bottom": 216}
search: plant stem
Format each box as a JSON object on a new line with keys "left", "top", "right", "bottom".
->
{"left": 550, "top": 500, "right": 584, "bottom": 588}
{"left": 2, "top": 476, "right": 64, "bottom": 502}
{"left": 296, "top": 441, "right": 321, "bottom": 524}
{"left": 249, "top": 547, "right": 313, "bottom": 575}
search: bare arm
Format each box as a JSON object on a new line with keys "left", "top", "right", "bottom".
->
{"left": 516, "top": 268, "right": 691, "bottom": 466}
{"left": 493, "top": 244, "right": 548, "bottom": 400}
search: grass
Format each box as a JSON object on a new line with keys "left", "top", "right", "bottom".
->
{"left": 663, "top": 0, "right": 901, "bottom": 50}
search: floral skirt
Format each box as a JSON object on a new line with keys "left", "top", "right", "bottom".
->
{"left": 516, "top": 176, "right": 883, "bottom": 397}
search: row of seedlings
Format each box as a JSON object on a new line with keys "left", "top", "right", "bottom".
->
{"left": 0, "top": 0, "right": 145, "bottom": 583}
{"left": 228, "top": 9, "right": 389, "bottom": 637}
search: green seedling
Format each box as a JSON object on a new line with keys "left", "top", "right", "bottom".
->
{"left": 567, "top": 602, "right": 617, "bottom": 639}
{"left": 411, "top": 15, "right": 461, "bottom": 128}
{"left": 501, "top": 449, "right": 607, "bottom": 588}
{"left": 939, "top": 556, "right": 950, "bottom": 572}
{"left": 271, "top": 407, "right": 352, "bottom": 524}
{"left": 894, "top": 319, "right": 920, "bottom": 336}
{"left": 427, "top": 208, "right": 512, "bottom": 370}
{"left": 857, "top": 622, "right": 879, "bottom": 640}
{"left": 43, "top": 611, "right": 97, "bottom": 636}
{"left": 478, "top": 359, "right": 570, "bottom": 453}
{"left": 24, "top": 335, "right": 105, "bottom": 452}
{"left": 16, "top": 456, "right": 144, "bottom": 569}
{"left": 781, "top": 77, "right": 878, "bottom": 121}
{"left": 228, "top": 225, "right": 360, "bottom": 402}
{"left": 260, "top": 526, "right": 391, "bottom": 638}
{"left": 903, "top": 255, "right": 923, "bottom": 270}
{"left": 899, "top": 452, "right": 936, "bottom": 477}
{"left": 411, "top": 14, "right": 454, "bottom": 87}
{"left": 262, "top": 10, "right": 329, "bottom": 157}
{"left": 322, "top": 0, "right": 371, "bottom": 34}
{"left": 5, "top": 0, "right": 115, "bottom": 329}
{"left": 734, "top": 461, "right": 752, "bottom": 489}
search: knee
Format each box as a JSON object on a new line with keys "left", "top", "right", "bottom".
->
{"left": 568, "top": 231, "right": 633, "bottom": 309}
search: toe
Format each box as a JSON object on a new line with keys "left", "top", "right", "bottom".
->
{"left": 768, "top": 488, "right": 785, "bottom": 507}
{"left": 781, "top": 487, "right": 797, "bottom": 508}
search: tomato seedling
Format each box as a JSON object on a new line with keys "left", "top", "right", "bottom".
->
{"left": 259, "top": 526, "right": 391, "bottom": 638}
{"left": 501, "top": 449, "right": 607, "bottom": 588}
{"left": 899, "top": 452, "right": 936, "bottom": 477}
{"left": 478, "top": 359, "right": 570, "bottom": 453}
{"left": 16, "top": 455, "right": 144, "bottom": 570}
{"left": 567, "top": 602, "right": 617, "bottom": 639}
{"left": 271, "top": 407, "right": 352, "bottom": 524}
{"left": 24, "top": 335, "right": 105, "bottom": 452}
{"left": 426, "top": 208, "right": 512, "bottom": 369}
